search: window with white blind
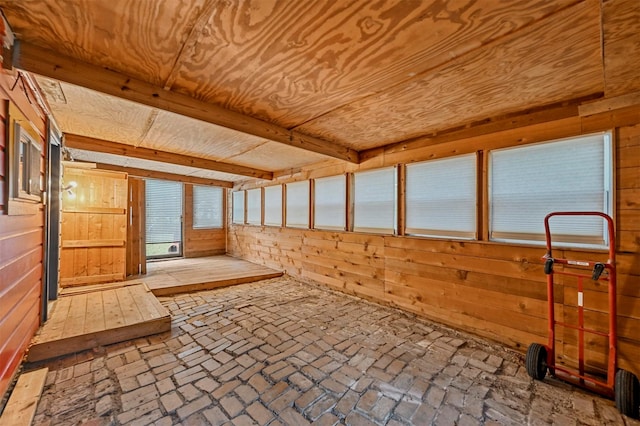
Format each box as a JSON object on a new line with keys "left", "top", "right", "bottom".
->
{"left": 232, "top": 191, "right": 245, "bottom": 224}
{"left": 353, "top": 167, "right": 396, "bottom": 234}
{"left": 246, "top": 188, "right": 262, "bottom": 225}
{"left": 406, "top": 154, "right": 476, "bottom": 239}
{"left": 286, "top": 181, "right": 309, "bottom": 228}
{"left": 146, "top": 179, "right": 183, "bottom": 258}
{"left": 264, "top": 185, "right": 283, "bottom": 226}
{"left": 489, "top": 132, "right": 612, "bottom": 247}
{"left": 314, "top": 175, "right": 346, "bottom": 230}
{"left": 193, "top": 185, "right": 223, "bottom": 229}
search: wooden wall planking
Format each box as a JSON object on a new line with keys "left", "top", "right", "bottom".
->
{"left": 183, "top": 184, "right": 226, "bottom": 258}
{"left": 229, "top": 105, "right": 640, "bottom": 379}
{"left": 60, "top": 167, "right": 128, "bottom": 286}
{"left": 0, "top": 73, "right": 46, "bottom": 400}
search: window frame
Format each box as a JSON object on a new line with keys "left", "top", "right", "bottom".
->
{"left": 6, "top": 103, "right": 44, "bottom": 215}
{"left": 192, "top": 185, "right": 224, "bottom": 229}
{"left": 352, "top": 166, "right": 397, "bottom": 235}
{"left": 264, "top": 185, "right": 283, "bottom": 227}
{"left": 285, "top": 180, "right": 310, "bottom": 229}
{"left": 314, "top": 174, "right": 347, "bottom": 231}
{"left": 246, "top": 188, "right": 262, "bottom": 225}
{"left": 488, "top": 131, "right": 613, "bottom": 249}
{"left": 404, "top": 153, "right": 477, "bottom": 240}
{"left": 232, "top": 191, "right": 245, "bottom": 224}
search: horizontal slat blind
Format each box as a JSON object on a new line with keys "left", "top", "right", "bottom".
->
{"left": 264, "top": 185, "right": 282, "bottom": 226}
{"left": 353, "top": 167, "right": 396, "bottom": 234}
{"left": 193, "top": 185, "right": 223, "bottom": 229}
{"left": 286, "top": 181, "right": 309, "bottom": 228}
{"left": 232, "top": 191, "right": 245, "bottom": 224}
{"left": 314, "top": 175, "right": 346, "bottom": 230}
{"left": 247, "top": 188, "right": 261, "bottom": 225}
{"left": 405, "top": 154, "right": 476, "bottom": 239}
{"left": 146, "top": 179, "right": 182, "bottom": 244}
{"left": 490, "top": 132, "right": 612, "bottom": 247}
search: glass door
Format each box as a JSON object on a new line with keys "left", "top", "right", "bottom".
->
{"left": 146, "top": 179, "right": 183, "bottom": 259}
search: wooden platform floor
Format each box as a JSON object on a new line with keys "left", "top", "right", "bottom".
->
{"left": 141, "top": 255, "right": 283, "bottom": 296}
{"left": 28, "top": 283, "right": 171, "bottom": 362}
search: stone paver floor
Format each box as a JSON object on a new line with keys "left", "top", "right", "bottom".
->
{"left": 30, "top": 277, "right": 639, "bottom": 425}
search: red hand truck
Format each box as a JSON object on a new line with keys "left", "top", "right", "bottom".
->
{"left": 525, "top": 212, "right": 639, "bottom": 418}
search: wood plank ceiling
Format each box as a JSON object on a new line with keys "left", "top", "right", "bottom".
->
{"left": 0, "top": 0, "right": 607, "bottom": 183}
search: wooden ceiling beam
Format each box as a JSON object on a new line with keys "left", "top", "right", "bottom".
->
{"left": 64, "top": 134, "right": 273, "bottom": 180}
{"left": 95, "top": 163, "right": 233, "bottom": 188}
{"left": 359, "top": 101, "right": 584, "bottom": 162}
{"left": 13, "top": 41, "right": 359, "bottom": 163}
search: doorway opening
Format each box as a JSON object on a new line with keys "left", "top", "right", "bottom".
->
{"left": 146, "top": 179, "right": 183, "bottom": 259}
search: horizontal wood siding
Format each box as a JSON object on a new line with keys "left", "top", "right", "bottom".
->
{"left": 229, "top": 107, "right": 640, "bottom": 379}
{"left": 183, "top": 184, "right": 226, "bottom": 258}
{"left": 0, "top": 74, "right": 46, "bottom": 399}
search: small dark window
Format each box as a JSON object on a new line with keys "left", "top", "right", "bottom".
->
{"left": 12, "top": 121, "right": 42, "bottom": 201}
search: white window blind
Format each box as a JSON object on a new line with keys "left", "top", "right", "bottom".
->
{"left": 406, "top": 154, "right": 476, "bottom": 239}
{"left": 246, "top": 188, "right": 262, "bottom": 225}
{"left": 146, "top": 179, "right": 183, "bottom": 256}
{"left": 264, "top": 185, "right": 283, "bottom": 226}
{"left": 353, "top": 167, "right": 396, "bottom": 234}
{"left": 489, "top": 132, "right": 612, "bottom": 247}
{"left": 193, "top": 185, "right": 223, "bottom": 229}
{"left": 286, "top": 181, "right": 309, "bottom": 228}
{"left": 314, "top": 175, "right": 346, "bottom": 230}
{"left": 232, "top": 191, "right": 245, "bottom": 224}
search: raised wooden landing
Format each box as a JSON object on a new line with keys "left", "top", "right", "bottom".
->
{"left": 27, "top": 283, "right": 171, "bottom": 362}
{"left": 143, "top": 256, "right": 283, "bottom": 296}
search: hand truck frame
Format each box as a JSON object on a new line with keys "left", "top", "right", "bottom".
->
{"left": 525, "top": 212, "right": 639, "bottom": 418}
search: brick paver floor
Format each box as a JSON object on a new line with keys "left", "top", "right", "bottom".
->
{"left": 31, "top": 277, "right": 639, "bottom": 425}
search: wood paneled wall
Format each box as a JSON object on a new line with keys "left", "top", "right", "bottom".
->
{"left": 60, "top": 167, "right": 127, "bottom": 286}
{"left": 183, "top": 184, "right": 226, "bottom": 258}
{"left": 229, "top": 105, "right": 640, "bottom": 379}
{"left": 0, "top": 72, "right": 46, "bottom": 399}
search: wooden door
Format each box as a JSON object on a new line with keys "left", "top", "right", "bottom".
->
{"left": 60, "top": 166, "right": 127, "bottom": 286}
{"left": 126, "top": 177, "right": 146, "bottom": 276}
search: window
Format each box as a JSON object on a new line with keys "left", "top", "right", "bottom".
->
{"left": 193, "top": 185, "right": 223, "bottom": 229}
{"left": 405, "top": 154, "right": 476, "bottom": 239}
{"left": 246, "top": 188, "right": 262, "bottom": 225}
{"left": 353, "top": 167, "right": 396, "bottom": 234}
{"left": 146, "top": 179, "right": 183, "bottom": 258}
{"left": 264, "top": 185, "right": 283, "bottom": 226}
{"left": 314, "top": 175, "right": 346, "bottom": 230}
{"left": 489, "top": 132, "right": 612, "bottom": 247}
{"left": 286, "top": 181, "right": 309, "bottom": 228}
{"left": 12, "top": 121, "right": 42, "bottom": 201}
{"left": 232, "top": 191, "right": 245, "bottom": 224}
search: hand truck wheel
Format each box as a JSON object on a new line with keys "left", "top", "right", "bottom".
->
{"left": 615, "top": 369, "right": 640, "bottom": 419}
{"left": 526, "top": 343, "right": 548, "bottom": 380}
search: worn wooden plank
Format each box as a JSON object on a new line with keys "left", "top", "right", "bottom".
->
{"left": 83, "top": 291, "right": 105, "bottom": 334}
{"left": 61, "top": 293, "right": 87, "bottom": 339}
{"left": 0, "top": 368, "right": 48, "bottom": 426}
